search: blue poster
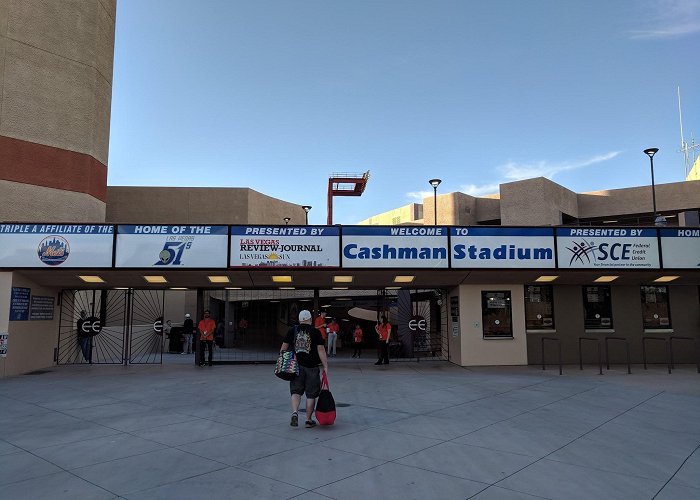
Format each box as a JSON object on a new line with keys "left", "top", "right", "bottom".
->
{"left": 10, "top": 287, "right": 31, "bottom": 321}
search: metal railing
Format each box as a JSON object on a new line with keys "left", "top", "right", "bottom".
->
{"left": 669, "top": 336, "right": 700, "bottom": 373}
{"left": 642, "top": 337, "right": 672, "bottom": 374}
{"left": 578, "top": 337, "right": 602, "bottom": 375}
{"left": 541, "top": 337, "right": 562, "bottom": 375}
{"left": 604, "top": 336, "right": 631, "bottom": 374}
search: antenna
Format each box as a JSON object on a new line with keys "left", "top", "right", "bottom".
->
{"left": 678, "top": 86, "right": 699, "bottom": 178}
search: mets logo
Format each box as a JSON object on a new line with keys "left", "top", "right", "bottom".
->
{"left": 155, "top": 241, "right": 192, "bottom": 265}
{"left": 565, "top": 240, "right": 598, "bottom": 265}
{"left": 37, "top": 235, "right": 70, "bottom": 266}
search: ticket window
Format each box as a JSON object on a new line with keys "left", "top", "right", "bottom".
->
{"left": 481, "top": 291, "right": 513, "bottom": 338}
{"left": 524, "top": 285, "right": 555, "bottom": 330}
{"left": 582, "top": 286, "right": 613, "bottom": 330}
{"left": 640, "top": 286, "right": 671, "bottom": 330}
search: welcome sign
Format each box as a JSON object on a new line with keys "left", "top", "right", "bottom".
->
{"left": 0, "top": 224, "right": 114, "bottom": 268}
{"left": 556, "top": 228, "right": 660, "bottom": 269}
{"left": 230, "top": 226, "right": 340, "bottom": 267}
{"left": 116, "top": 225, "right": 228, "bottom": 268}
{"left": 451, "top": 227, "right": 555, "bottom": 268}
{"left": 659, "top": 228, "right": 700, "bottom": 268}
{"left": 341, "top": 226, "right": 449, "bottom": 268}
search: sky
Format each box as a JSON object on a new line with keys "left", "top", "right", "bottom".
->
{"left": 108, "top": 0, "right": 700, "bottom": 225}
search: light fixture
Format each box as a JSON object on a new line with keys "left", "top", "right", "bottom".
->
{"left": 385, "top": 286, "right": 401, "bottom": 290}
{"left": 428, "top": 178, "right": 442, "bottom": 226}
{"left": 593, "top": 276, "right": 619, "bottom": 283}
{"left": 283, "top": 217, "right": 291, "bottom": 225}
{"left": 170, "top": 287, "right": 188, "bottom": 290}
{"left": 322, "top": 304, "right": 332, "bottom": 308}
{"left": 279, "top": 287, "right": 295, "bottom": 290}
{"left": 602, "top": 220, "right": 618, "bottom": 224}
{"left": 393, "top": 275, "right": 415, "bottom": 283}
{"left": 207, "top": 276, "right": 230, "bottom": 283}
{"left": 271, "top": 275, "right": 292, "bottom": 283}
{"left": 332, "top": 287, "right": 348, "bottom": 290}
{"left": 270, "top": 300, "right": 280, "bottom": 303}
{"left": 225, "top": 287, "right": 242, "bottom": 290}
{"left": 114, "top": 287, "right": 129, "bottom": 290}
{"left": 653, "top": 276, "right": 680, "bottom": 283}
{"left": 78, "top": 275, "right": 105, "bottom": 283}
{"left": 337, "top": 297, "right": 352, "bottom": 301}
{"left": 302, "top": 205, "right": 312, "bottom": 225}
{"left": 144, "top": 275, "right": 168, "bottom": 283}
{"left": 534, "top": 276, "right": 558, "bottom": 282}
{"left": 333, "top": 276, "right": 353, "bottom": 283}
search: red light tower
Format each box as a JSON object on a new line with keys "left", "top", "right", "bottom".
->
{"left": 327, "top": 171, "right": 370, "bottom": 225}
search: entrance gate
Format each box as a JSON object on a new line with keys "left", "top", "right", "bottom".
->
{"left": 56, "top": 289, "right": 164, "bottom": 365}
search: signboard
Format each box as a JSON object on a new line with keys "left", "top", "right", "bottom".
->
{"left": 341, "top": 226, "right": 449, "bottom": 268}
{"left": 660, "top": 228, "right": 700, "bottom": 268}
{"left": 0, "top": 332, "right": 7, "bottom": 357}
{"left": 230, "top": 226, "right": 340, "bottom": 267}
{"left": 116, "top": 225, "right": 228, "bottom": 268}
{"left": 0, "top": 224, "right": 114, "bottom": 268}
{"left": 556, "top": 228, "right": 660, "bottom": 269}
{"left": 451, "top": 227, "right": 555, "bottom": 268}
{"left": 30, "top": 296, "right": 55, "bottom": 321}
{"left": 9, "top": 287, "right": 30, "bottom": 321}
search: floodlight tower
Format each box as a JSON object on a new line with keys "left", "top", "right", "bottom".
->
{"left": 327, "top": 171, "right": 370, "bottom": 225}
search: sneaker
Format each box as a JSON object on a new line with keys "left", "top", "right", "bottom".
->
{"left": 290, "top": 413, "right": 298, "bottom": 427}
{"left": 305, "top": 420, "right": 317, "bottom": 428}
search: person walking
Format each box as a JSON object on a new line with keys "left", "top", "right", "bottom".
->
{"left": 182, "top": 313, "right": 194, "bottom": 354}
{"left": 327, "top": 318, "right": 339, "bottom": 357}
{"left": 280, "top": 310, "right": 328, "bottom": 428}
{"left": 352, "top": 324, "right": 363, "bottom": 358}
{"left": 163, "top": 319, "right": 172, "bottom": 352}
{"left": 375, "top": 315, "right": 391, "bottom": 365}
{"left": 198, "top": 310, "right": 216, "bottom": 366}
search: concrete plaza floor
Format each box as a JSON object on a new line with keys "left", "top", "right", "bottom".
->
{"left": 0, "top": 358, "right": 699, "bottom": 500}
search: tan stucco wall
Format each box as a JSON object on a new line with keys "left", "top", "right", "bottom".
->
{"left": 578, "top": 180, "right": 700, "bottom": 219}
{"left": 357, "top": 203, "right": 422, "bottom": 225}
{"left": 0, "top": 272, "right": 60, "bottom": 377}
{"left": 499, "top": 177, "right": 579, "bottom": 226}
{"left": 0, "top": 179, "right": 106, "bottom": 222}
{"left": 0, "top": 0, "right": 114, "bottom": 164}
{"left": 106, "top": 187, "right": 308, "bottom": 225}
{"left": 456, "top": 284, "right": 528, "bottom": 366}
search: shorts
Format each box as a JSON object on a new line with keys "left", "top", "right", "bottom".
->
{"left": 290, "top": 365, "right": 321, "bottom": 398}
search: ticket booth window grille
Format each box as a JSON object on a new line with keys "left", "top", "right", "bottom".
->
{"left": 582, "top": 286, "right": 613, "bottom": 330}
{"left": 481, "top": 291, "right": 513, "bottom": 338}
{"left": 640, "top": 286, "right": 671, "bottom": 329}
{"left": 524, "top": 285, "right": 555, "bottom": 330}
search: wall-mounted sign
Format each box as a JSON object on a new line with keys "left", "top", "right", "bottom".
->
{"left": 116, "top": 225, "right": 228, "bottom": 268}
{"left": 556, "top": 228, "right": 660, "bottom": 269}
{"left": 0, "top": 332, "right": 7, "bottom": 357}
{"left": 30, "top": 296, "right": 55, "bottom": 321}
{"left": 659, "top": 228, "right": 700, "bottom": 268}
{"left": 341, "top": 226, "right": 449, "bottom": 268}
{"left": 451, "top": 227, "right": 555, "bottom": 268}
{"left": 230, "top": 226, "right": 340, "bottom": 267}
{"left": 9, "top": 287, "right": 30, "bottom": 321}
{"left": 0, "top": 224, "right": 113, "bottom": 268}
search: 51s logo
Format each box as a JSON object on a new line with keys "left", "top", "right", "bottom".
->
{"left": 155, "top": 240, "right": 193, "bottom": 265}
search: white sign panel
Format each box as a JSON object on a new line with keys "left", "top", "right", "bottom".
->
{"left": 116, "top": 225, "right": 228, "bottom": 268}
{"left": 660, "top": 228, "right": 700, "bottom": 268}
{"left": 451, "top": 227, "right": 555, "bottom": 268}
{"left": 341, "top": 227, "right": 449, "bottom": 268}
{"left": 556, "top": 228, "right": 660, "bottom": 269}
{"left": 0, "top": 224, "right": 113, "bottom": 268}
{"left": 230, "top": 226, "right": 340, "bottom": 267}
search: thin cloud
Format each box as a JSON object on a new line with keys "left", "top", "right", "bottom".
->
{"left": 629, "top": 0, "right": 700, "bottom": 38}
{"left": 406, "top": 190, "right": 434, "bottom": 201}
{"left": 460, "top": 183, "right": 500, "bottom": 196}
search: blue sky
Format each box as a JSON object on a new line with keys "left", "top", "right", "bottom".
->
{"left": 108, "top": 0, "right": 699, "bottom": 225}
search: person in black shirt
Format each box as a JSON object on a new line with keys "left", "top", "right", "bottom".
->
{"left": 280, "top": 309, "right": 329, "bottom": 428}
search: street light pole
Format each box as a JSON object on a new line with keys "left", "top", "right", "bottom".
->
{"left": 428, "top": 179, "right": 442, "bottom": 226}
{"left": 643, "top": 148, "right": 666, "bottom": 226}
{"left": 301, "top": 206, "right": 312, "bottom": 225}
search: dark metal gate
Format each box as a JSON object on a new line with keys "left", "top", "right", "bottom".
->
{"left": 57, "top": 289, "right": 164, "bottom": 365}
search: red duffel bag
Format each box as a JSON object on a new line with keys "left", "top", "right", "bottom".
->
{"left": 316, "top": 371, "right": 336, "bottom": 425}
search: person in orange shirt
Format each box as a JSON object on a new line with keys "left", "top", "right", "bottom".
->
{"left": 198, "top": 309, "right": 216, "bottom": 366}
{"left": 327, "top": 318, "right": 340, "bottom": 357}
{"left": 352, "top": 324, "right": 363, "bottom": 358}
{"left": 375, "top": 315, "right": 391, "bottom": 365}
{"left": 314, "top": 311, "right": 327, "bottom": 342}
